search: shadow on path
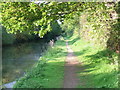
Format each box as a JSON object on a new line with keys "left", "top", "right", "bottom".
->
{"left": 63, "top": 41, "right": 80, "bottom": 88}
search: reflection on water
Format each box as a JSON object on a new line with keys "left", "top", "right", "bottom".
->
{"left": 2, "top": 41, "right": 48, "bottom": 84}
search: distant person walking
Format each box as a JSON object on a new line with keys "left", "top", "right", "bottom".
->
{"left": 49, "top": 39, "right": 54, "bottom": 48}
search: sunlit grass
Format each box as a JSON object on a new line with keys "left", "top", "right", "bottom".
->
{"left": 13, "top": 38, "right": 67, "bottom": 88}
{"left": 40, "top": 60, "right": 64, "bottom": 88}
{"left": 68, "top": 35, "right": 119, "bottom": 88}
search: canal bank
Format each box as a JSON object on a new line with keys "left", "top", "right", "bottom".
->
{"left": 2, "top": 40, "right": 48, "bottom": 87}
{"left": 13, "top": 38, "right": 66, "bottom": 88}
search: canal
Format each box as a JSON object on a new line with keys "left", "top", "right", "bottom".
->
{"left": 2, "top": 40, "right": 48, "bottom": 85}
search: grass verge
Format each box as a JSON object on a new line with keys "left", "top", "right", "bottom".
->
{"left": 67, "top": 34, "right": 119, "bottom": 88}
{"left": 13, "top": 38, "right": 67, "bottom": 88}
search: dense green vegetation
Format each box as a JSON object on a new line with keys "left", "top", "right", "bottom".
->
{"left": 62, "top": 2, "right": 120, "bottom": 53}
{"left": 13, "top": 38, "right": 67, "bottom": 88}
{"left": 0, "top": 2, "right": 82, "bottom": 37}
{"left": 1, "top": 2, "right": 119, "bottom": 51}
{"left": 61, "top": 2, "right": 119, "bottom": 88}
{"left": 2, "top": 26, "right": 38, "bottom": 45}
{"left": 1, "top": 20, "right": 62, "bottom": 45}
{"left": 1, "top": 1, "right": 119, "bottom": 89}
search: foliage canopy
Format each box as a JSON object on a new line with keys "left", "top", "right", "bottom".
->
{"left": 0, "top": 2, "right": 84, "bottom": 37}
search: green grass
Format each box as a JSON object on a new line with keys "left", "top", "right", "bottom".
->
{"left": 12, "top": 34, "right": 119, "bottom": 88}
{"left": 13, "top": 38, "right": 67, "bottom": 88}
{"left": 67, "top": 34, "right": 119, "bottom": 88}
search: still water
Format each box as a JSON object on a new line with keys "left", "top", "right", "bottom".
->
{"left": 2, "top": 41, "right": 48, "bottom": 85}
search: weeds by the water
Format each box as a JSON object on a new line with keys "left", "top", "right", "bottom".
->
{"left": 13, "top": 38, "right": 67, "bottom": 88}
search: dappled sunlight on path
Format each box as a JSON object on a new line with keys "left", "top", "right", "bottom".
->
{"left": 63, "top": 41, "right": 80, "bottom": 88}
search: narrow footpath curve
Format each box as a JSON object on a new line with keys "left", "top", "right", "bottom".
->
{"left": 63, "top": 41, "right": 80, "bottom": 88}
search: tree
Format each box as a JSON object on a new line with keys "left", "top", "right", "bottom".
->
{"left": 0, "top": 2, "right": 84, "bottom": 37}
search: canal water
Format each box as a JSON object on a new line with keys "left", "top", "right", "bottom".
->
{"left": 2, "top": 40, "right": 48, "bottom": 85}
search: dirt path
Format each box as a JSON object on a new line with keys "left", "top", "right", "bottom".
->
{"left": 63, "top": 41, "right": 79, "bottom": 88}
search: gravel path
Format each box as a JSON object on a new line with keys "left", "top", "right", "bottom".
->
{"left": 63, "top": 41, "right": 79, "bottom": 88}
